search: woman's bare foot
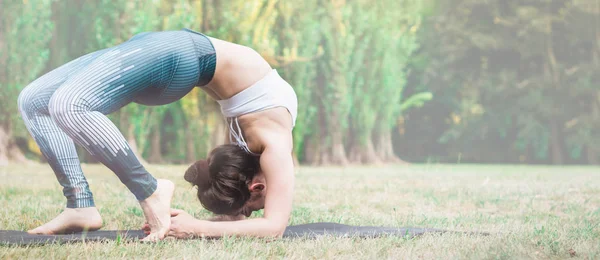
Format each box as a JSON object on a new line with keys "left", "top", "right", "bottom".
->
{"left": 27, "top": 207, "right": 103, "bottom": 235}
{"left": 139, "top": 179, "right": 175, "bottom": 242}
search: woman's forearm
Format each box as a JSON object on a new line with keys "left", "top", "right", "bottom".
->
{"left": 193, "top": 218, "right": 285, "bottom": 238}
{"left": 207, "top": 215, "right": 245, "bottom": 222}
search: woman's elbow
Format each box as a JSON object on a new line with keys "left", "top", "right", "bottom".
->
{"left": 273, "top": 226, "right": 286, "bottom": 237}
{"left": 265, "top": 222, "right": 286, "bottom": 238}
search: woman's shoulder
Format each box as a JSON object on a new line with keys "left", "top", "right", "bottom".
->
{"left": 241, "top": 112, "right": 293, "bottom": 151}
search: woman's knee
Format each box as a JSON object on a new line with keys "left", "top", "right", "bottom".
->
{"left": 17, "top": 86, "right": 34, "bottom": 115}
{"left": 18, "top": 83, "right": 50, "bottom": 116}
{"left": 48, "top": 87, "right": 85, "bottom": 128}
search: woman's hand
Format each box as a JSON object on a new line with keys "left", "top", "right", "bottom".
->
{"left": 167, "top": 208, "right": 203, "bottom": 239}
{"left": 142, "top": 208, "right": 202, "bottom": 239}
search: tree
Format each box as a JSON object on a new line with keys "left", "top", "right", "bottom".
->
{"left": 404, "top": 0, "right": 600, "bottom": 164}
{"left": 272, "top": 0, "right": 322, "bottom": 164}
{"left": 0, "top": 0, "right": 53, "bottom": 165}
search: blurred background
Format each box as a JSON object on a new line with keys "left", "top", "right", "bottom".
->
{"left": 0, "top": 0, "right": 598, "bottom": 166}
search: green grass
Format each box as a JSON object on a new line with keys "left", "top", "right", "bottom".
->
{"left": 1, "top": 163, "right": 599, "bottom": 259}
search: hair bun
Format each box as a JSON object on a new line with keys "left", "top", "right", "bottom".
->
{"left": 184, "top": 159, "right": 210, "bottom": 185}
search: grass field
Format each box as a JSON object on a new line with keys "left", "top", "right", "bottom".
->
{"left": 1, "top": 163, "right": 599, "bottom": 259}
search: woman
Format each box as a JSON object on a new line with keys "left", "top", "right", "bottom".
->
{"left": 18, "top": 28, "right": 297, "bottom": 241}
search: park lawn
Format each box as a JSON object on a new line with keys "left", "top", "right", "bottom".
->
{"left": 0, "top": 163, "right": 599, "bottom": 259}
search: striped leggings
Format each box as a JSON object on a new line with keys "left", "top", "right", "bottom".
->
{"left": 17, "top": 29, "right": 216, "bottom": 208}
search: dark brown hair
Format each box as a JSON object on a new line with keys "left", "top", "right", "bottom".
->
{"left": 184, "top": 144, "right": 260, "bottom": 215}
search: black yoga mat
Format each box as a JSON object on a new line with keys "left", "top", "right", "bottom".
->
{"left": 1, "top": 222, "right": 482, "bottom": 246}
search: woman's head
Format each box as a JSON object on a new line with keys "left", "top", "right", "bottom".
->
{"left": 184, "top": 144, "right": 265, "bottom": 216}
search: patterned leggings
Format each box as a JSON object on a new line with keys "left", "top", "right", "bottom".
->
{"left": 17, "top": 29, "right": 216, "bottom": 208}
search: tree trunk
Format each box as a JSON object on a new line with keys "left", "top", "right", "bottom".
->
{"left": 549, "top": 120, "right": 564, "bottom": 165}
{"left": 203, "top": 0, "right": 216, "bottom": 32}
{"left": 329, "top": 129, "right": 348, "bottom": 165}
{"left": 587, "top": 93, "right": 600, "bottom": 165}
{"left": 127, "top": 122, "right": 148, "bottom": 166}
{"left": 545, "top": 21, "right": 564, "bottom": 165}
{"left": 587, "top": 146, "right": 598, "bottom": 165}
{"left": 590, "top": 28, "right": 600, "bottom": 165}
{"left": 303, "top": 133, "right": 316, "bottom": 165}
{"left": 348, "top": 139, "right": 381, "bottom": 164}
{"left": 312, "top": 102, "right": 333, "bottom": 165}
{"left": 305, "top": 67, "right": 334, "bottom": 166}
{"left": 303, "top": 134, "right": 315, "bottom": 165}
{"left": 0, "top": 3, "right": 9, "bottom": 166}
{"left": 0, "top": 125, "right": 30, "bottom": 165}
{"left": 148, "top": 124, "right": 163, "bottom": 163}
{"left": 8, "top": 141, "right": 29, "bottom": 164}
{"left": 184, "top": 121, "right": 197, "bottom": 163}
{"left": 315, "top": 136, "right": 331, "bottom": 166}
{"left": 347, "top": 121, "right": 380, "bottom": 164}
{"left": 211, "top": 117, "right": 226, "bottom": 152}
{"left": 46, "top": 1, "right": 62, "bottom": 72}
{"left": 304, "top": 131, "right": 330, "bottom": 166}
{"left": 0, "top": 6, "right": 6, "bottom": 83}
{"left": 375, "top": 129, "right": 404, "bottom": 163}
{"left": 117, "top": 109, "right": 148, "bottom": 165}
{"left": 325, "top": 72, "right": 349, "bottom": 165}
{"left": 0, "top": 126, "right": 11, "bottom": 165}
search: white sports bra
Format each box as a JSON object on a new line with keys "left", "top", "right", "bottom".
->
{"left": 216, "top": 69, "right": 298, "bottom": 155}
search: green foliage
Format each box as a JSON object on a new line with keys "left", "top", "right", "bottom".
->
{"left": 273, "top": 0, "right": 322, "bottom": 160}
{"left": 3, "top": 0, "right": 596, "bottom": 165}
{"left": 403, "top": 0, "right": 600, "bottom": 164}
{"left": 0, "top": 0, "right": 53, "bottom": 136}
{"left": 400, "top": 92, "right": 434, "bottom": 113}
{"left": 342, "top": 0, "right": 424, "bottom": 162}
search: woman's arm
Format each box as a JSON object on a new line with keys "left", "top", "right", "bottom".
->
{"left": 169, "top": 134, "right": 295, "bottom": 238}
{"left": 208, "top": 214, "right": 245, "bottom": 221}
{"left": 193, "top": 142, "right": 294, "bottom": 237}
